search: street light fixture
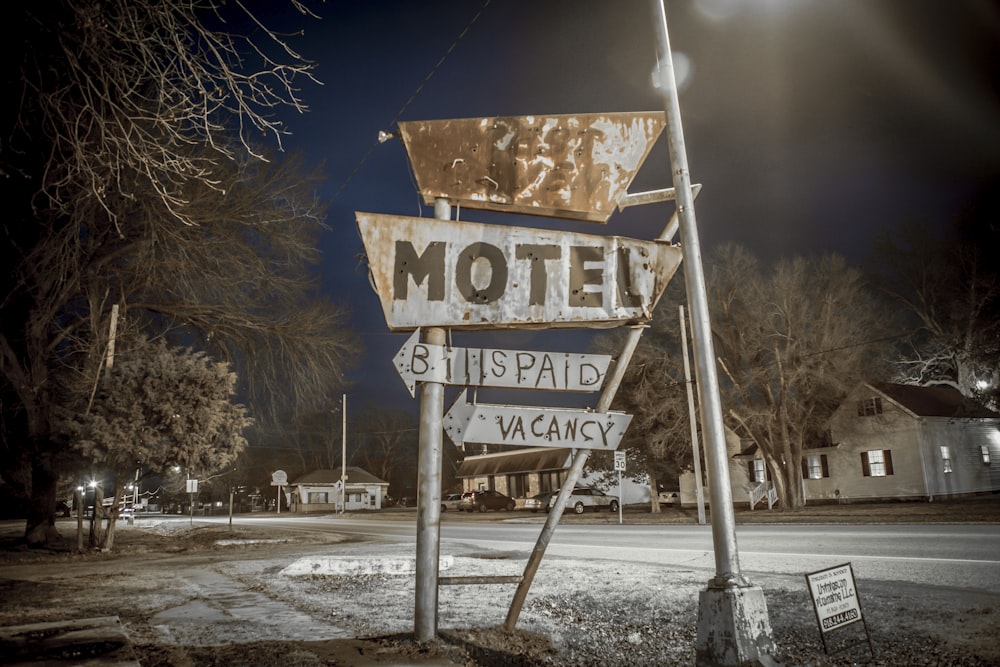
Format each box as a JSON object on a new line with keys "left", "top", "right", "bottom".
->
{"left": 649, "top": 1, "right": 776, "bottom": 664}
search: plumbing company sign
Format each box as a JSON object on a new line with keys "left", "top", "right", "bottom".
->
{"left": 805, "top": 563, "right": 864, "bottom": 634}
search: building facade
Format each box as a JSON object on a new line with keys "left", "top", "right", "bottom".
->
{"left": 288, "top": 467, "right": 389, "bottom": 512}
{"left": 727, "top": 383, "right": 1000, "bottom": 506}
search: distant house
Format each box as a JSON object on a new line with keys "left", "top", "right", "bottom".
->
{"left": 817, "top": 382, "right": 1000, "bottom": 502}
{"left": 456, "top": 448, "right": 572, "bottom": 503}
{"left": 288, "top": 467, "right": 389, "bottom": 512}
{"left": 454, "top": 447, "right": 654, "bottom": 505}
{"left": 726, "top": 382, "right": 1000, "bottom": 507}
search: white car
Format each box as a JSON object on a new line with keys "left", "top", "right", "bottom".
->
{"left": 440, "top": 493, "right": 463, "bottom": 512}
{"left": 548, "top": 487, "right": 620, "bottom": 514}
{"left": 657, "top": 491, "right": 680, "bottom": 506}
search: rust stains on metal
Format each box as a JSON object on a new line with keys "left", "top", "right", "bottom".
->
{"left": 397, "top": 112, "right": 665, "bottom": 223}
{"left": 356, "top": 212, "right": 683, "bottom": 331}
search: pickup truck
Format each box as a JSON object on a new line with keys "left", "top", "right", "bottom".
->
{"left": 548, "top": 486, "right": 620, "bottom": 514}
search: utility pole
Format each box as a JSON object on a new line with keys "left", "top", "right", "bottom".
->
{"left": 341, "top": 393, "right": 347, "bottom": 514}
{"left": 650, "top": 1, "right": 776, "bottom": 664}
{"left": 679, "top": 305, "right": 707, "bottom": 525}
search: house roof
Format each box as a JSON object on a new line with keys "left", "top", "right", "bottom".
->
{"left": 291, "top": 467, "right": 388, "bottom": 486}
{"left": 872, "top": 382, "right": 1000, "bottom": 419}
{"left": 456, "top": 448, "right": 572, "bottom": 478}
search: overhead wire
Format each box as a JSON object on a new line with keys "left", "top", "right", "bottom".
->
{"left": 330, "top": 0, "right": 493, "bottom": 204}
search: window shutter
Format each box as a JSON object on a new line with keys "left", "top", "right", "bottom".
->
{"left": 861, "top": 451, "right": 871, "bottom": 477}
{"left": 801, "top": 458, "right": 809, "bottom": 479}
{"left": 821, "top": 454, "right": 829, "bottom": 478}
{"left": 884, "top": 450, "right": 894, "bottom": 476}
{"left": 747, "top": 461, "right": 756, "bottom": 483}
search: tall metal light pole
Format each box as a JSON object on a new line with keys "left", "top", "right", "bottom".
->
{"left": 650, "top": 2, "right": 776, "bottom": 664}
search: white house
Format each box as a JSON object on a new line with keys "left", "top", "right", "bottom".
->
{"left": 719, "top": 382, "right": 1000, "bottom": 507}
{"left": 288, "top": 467, "right": 389, "bottom": 512}
{"left": 817, "top": 382, "right": 1000, "bottom": 502}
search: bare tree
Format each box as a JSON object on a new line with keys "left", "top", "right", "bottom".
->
{"left": 6, "top": 0, "right": 320, "bottom": 227}
{"left": 0, "top": 0, "right": 357, "bottom": 545}
{"left": 874, "top": 220, "right": 1000, "bottom": 410}
{"left": 708, "top": 245, "right": 888, "bottom": 510}
{"left": 598, "top": 317, "right": 695, "bottom": 512}
{"left": 352, "top": 406, "right": 419, "bottom": 487}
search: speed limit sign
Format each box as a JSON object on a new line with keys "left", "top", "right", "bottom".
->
{"left": 614, "top": 451, "right": 626, "bottom": 472}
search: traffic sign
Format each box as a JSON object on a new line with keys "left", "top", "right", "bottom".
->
{"left": 614, "top": 451, "right": 626, "bottom": 471}
{"left": 393, "top": 329, "right": 612, "bottom": 397}
{"left": 443, "top": 389, "right": 631, "bottom": 451}
{"left": 357, "top": 213, "right": 683, "bottom": 331}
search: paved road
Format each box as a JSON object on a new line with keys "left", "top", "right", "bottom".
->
{"left": 220, "top": 514, "right": 1000, "bottom": 593}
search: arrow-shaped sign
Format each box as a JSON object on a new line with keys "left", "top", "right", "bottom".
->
{"left": 393, "top": 329, "right": 612, "bottom": 398}
{"left": 443, "top": 389, "right": 632, "bottom": 451}
{"left": 357, "top": 213, "right": 683, "bottom": 331}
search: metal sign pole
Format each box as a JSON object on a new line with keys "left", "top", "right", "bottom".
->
{"left": 650, "top": 1, "right": 776, "bottom": 664}
{"left": 413, "top": 198, "right": 449, "bottom": 642}
{"left": 504, "top": 325, "right": 645, "bottom": 631}
{"left": 618, "top": 468, "right": 623, "bottom": 525}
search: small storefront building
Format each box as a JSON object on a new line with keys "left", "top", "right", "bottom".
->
{"left": 455, "top": 448, "right": 573, "bottom": 506}
{"left": 289, "top": 467, "right": 389, "bottom": 512}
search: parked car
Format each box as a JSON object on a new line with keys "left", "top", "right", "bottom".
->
{"left": 549, "top": 486, "right": 619, "bottom": 514}
{"left": 460, "top": 489, "right": 515, "bottom": 512}
{"left": 441, "top": 493, "right": 463, "bottom": 512}
{"left": 523, "top": 491, "right": 556, "bottom": 513}
{"left": 657, "top": 490, "right": 680, "bottom": 506}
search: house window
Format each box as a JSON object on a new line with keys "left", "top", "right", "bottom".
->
{"left": 861, "top": 449, "right": 894, "bottom": 477}
{"left": 748, "top": 459, "right": 767, "bottom": 484}
{"left": 857, "top": 397, "right": 883, "bottom": 417}
{"left": 982, "top": 445, "right": 991, "bottom": 465}
{"left": 308, "top": 492, "right": 328, "bottom": 503}
{"left": 802, "top": 454, "right": 830, "bottom": 479}
{"left": 940, "top": 446, "right": 953, "bottom": 473}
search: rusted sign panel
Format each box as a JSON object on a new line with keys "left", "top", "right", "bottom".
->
{"left": 398, "top": 112, "right": 665, "bottom": 223}
{"left": 357, "top": 212, "right": 683, "bottom": 331}
{"left": 444, "top": 390, "right": 631, "bottom": 451}
{"left": 394, "top": 329, "right": 611, "bottom": 397}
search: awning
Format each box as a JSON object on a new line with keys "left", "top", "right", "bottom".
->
{"left": 456, "top": 448, "right": 572, "bottom": 478}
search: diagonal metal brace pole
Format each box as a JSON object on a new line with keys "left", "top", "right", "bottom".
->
{"left": 503, "top": 324, "right": 647, "bottom": 631}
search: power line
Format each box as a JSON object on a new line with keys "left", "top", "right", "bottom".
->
{"left": 330, "top": 0, "right": 493, "bottom": 203}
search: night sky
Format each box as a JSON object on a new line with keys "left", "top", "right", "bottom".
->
{"left": 262, "top": 0, "right": 1000, "bottom": 411}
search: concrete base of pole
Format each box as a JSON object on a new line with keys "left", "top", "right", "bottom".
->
{"left": 695, "top": 584, "right": 777, "bottom": 666}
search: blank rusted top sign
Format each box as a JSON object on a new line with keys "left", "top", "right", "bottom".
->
{"left": 398, "top": 112, "right": 665, "bottom": 223}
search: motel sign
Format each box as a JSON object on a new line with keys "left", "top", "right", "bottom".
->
{"left": 357, "top": 213, "right": 682, "bottom": 331}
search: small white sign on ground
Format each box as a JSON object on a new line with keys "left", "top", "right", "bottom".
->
{"left": 805, "top": 562, "right": 874, "bottom": 659}
{"left": 805, "top": 562, "right": 862, "bottom": 633}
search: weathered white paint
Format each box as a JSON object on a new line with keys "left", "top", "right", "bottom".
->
{"left": 393, "top": 328, "right": 611, "bottom": 397}
{"left": 444, "top": 389, "right": 631, "bottom": 451}
{"left": 357, "top": 213, "right": 682, "bottom": 331}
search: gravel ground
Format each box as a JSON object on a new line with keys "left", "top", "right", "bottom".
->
{"left": 0, "top": 499, "right": 998, "bottom": 666}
